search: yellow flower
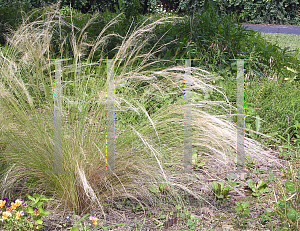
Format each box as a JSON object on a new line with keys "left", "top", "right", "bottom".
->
{"left": 2, "top": 211, "right": 11, "bottom": 219}
{"left": 89, "top": 216, "right": 98, "bottom": 225}
{"left": 14, "top": 199, "right": 23, "bottom": 207}
{"left": 0, "top": 200, "right": 6, "bottom": 208}
{"left": 16, "top": 211, "right": 24, "bottom": 220}
{"left": 33, "top": 208, "right": 39, "bottom": 216}
{"left": 11, "top": 202, "right": 17, "bottom": 210}
{"left": 92, "top": 218, "right": 98, "bottom": 225}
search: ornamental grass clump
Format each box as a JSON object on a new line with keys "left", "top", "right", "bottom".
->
{"left": 0, "top": 2, "right": 283, "bottom": 218}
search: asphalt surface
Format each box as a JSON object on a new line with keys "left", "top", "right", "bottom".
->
{"left": 238, "top": 23, "right": 300, "bottom": 35}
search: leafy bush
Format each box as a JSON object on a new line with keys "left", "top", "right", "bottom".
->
{"left": 221, "top": 0, "right": 300, "bottom": 25}
{"left": 2, "top": 0, "right": 300, "bottom": 47}
{"left": 148, "top": 2, "right": 300, "bottom": 83}
{"left": 168, "top": 0, "right": 300, "bottom": 25}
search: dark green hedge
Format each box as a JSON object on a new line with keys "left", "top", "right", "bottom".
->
{"left": 1, "top": 0, "right": 300, "bottom": 46}
{"left": 0, "top": 0, "right": 148, "bottom": 45}
{"left": 214, "top": 0, "right": 300, "bottom": 25}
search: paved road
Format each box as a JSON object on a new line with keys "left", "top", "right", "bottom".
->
{"left": 238, "top": 23, "right": 300, "bottom": 35}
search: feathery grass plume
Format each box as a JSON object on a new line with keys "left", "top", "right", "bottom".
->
{"left": 0, "top": 2, "right": 284, "bottom": 217}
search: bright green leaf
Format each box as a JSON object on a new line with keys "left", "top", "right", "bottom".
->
{"left": 148, "top": 184, "right": 160, "bottom": 193}
{"left": 257, "top": 180, "right": 267, "bottom": 189}
{"left": 288, "top": 208, "right": 297, "bottom": 221}
{"left": 248, "top": 179, "right": 255, "bottom": 188}
{"left": 224, "top": 186, "right": 231, "bottom": 191}
{"left": 243, "top": 208, "right": 250, "bottom": 216}
{"left": 36, "top": 219, "right": 43, "bottom": 225}
{"left": 242, "top": 201, "right": 250, "bottom": 208}
{"left": 27, "top": 195, "right": 35, "bottom": 201}
{"left": 235, "top": 206, "right": 242, "bottom": 211}
{"left": 285, "top": 182, "right": 296, "bottom": 192}
{"left": 27, "top": 207, "right": 34, "bottom": 214}
{"left": 159, "top": 214, "right": 167, "bottom": 219}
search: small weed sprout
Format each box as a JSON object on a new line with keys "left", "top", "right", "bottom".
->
{"left": 210, "top": 181, "right": 232, "bottom": 200}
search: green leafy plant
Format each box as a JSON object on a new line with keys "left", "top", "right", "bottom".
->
{"left": 114, "top": 0, "right": 126, "bottom": 14}
{"left": 277, "top": 134, "right": 299, "bottom": 160}
{"left": 0, "top": 198, "right": 29, "bottom": 231}
{"left": 185, "top": 212, "right": 201, "bottom": 231}
{"left": 245, "top": 78, "right": 300, "bottom": 152}
{"left": 268, "top": 168, "right": 277, "bottom": 183}
{"left": 59, "top": 5, "right": 81, "bottom": 17}
{"left": 24, "top": 193, "right": 53, "bottom": 230}
{"left": 148, "top": 182, "right": 171, "bottom": 194}
{"left": 192, "top": 152, "right": 206, "bottom": 170}
{"left": 226, "top": 176, "right": 242, "bottom": 188}
{"left": 234, "top": 201, "right": 253, "bottom": 229}
{"left": 235, "top": 201, "right": 250, "bottom": 218}
{"left": 0, "top": 194, "right": 52, "bottom": 231}
{"left": 210, "top": 181, "right": 232, "bottom": 199}
{"left": 258, "top": 208, "right": 275, "bottom": 228}
{"left": 288, "top": 120, "right": 300, "bottom": 146}
{"left": 244, "top": 155, "right": 258, "bottom": 170}
{"left": 247, "top": 179, "right": 268, "bottom": 197}
{"left": 268, "top": 165, "right": 300, "bottom": 230}
{"left": 174, "top": 206, "right": 201, "bottom": 231}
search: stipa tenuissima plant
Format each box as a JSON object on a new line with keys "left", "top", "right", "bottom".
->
{"left": 0, "top": 2, "right": 283, "bottom": 218}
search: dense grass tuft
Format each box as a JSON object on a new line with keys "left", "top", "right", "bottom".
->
{"left": 0, "top": 3, "right": 285, "bottom": 219}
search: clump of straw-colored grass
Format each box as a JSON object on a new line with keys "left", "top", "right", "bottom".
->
{"left": 0, "top": 2, "right": 283, "bottom": 217}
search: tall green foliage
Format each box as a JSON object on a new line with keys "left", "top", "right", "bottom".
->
{"left": 2, "top": 0, "right": 300, "bottom": 46}
{"left": 217, "top": 0, "right": 300, "bottom": 25}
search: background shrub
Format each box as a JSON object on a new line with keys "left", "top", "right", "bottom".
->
{"left": 2, "top": 0, "right": 300, "bottom": 46}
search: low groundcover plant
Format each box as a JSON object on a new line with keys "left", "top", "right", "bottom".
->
{"left": 0, "top": 194, "right": 51, "bottom": 230}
